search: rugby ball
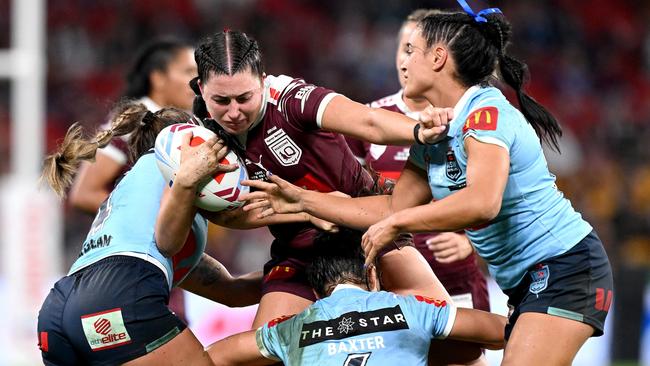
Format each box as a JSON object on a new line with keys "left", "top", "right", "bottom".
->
{"left": 154, "top": 123, "right": 249, "bottom": 212}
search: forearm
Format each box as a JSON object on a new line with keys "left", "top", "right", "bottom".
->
{"left": 321, "top": 96, "right": 416, "bottom": 145}
{"left": 204, "top": 207, "right": 310, "bottom": 229}
{"left": 451, "top": 308, "right": 506, "bottom": 350}
{"left": 179, "top": 254, "right": 262, "bottom": 307}
{"left": 363, "top": 108, "right": 416, "bottom": 145}
{"left": 207, "top": 330, "right": 274, "bottom": 366}
{"left": 391, "top": 187, "right": 498, "bottom": 233}
{"left": 301, "top": 190, "right": 393, "bottom": 229}
{"left": 155, "top": 184, "right": 198, "bottom": 257}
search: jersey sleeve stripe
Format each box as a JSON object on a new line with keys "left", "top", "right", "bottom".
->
{"left": 98, "top": 144, "right": 128, "bottom": 165}
{"left": 315, "top": 93, "right": 340, "bottom": 128}
{"left": 255, "top": 327, "right": 281, "bottom": 361}
{"left": 463, "top": 133, "right": 510, "bottom": 153}
{"left": 439, "top": 304, "right": 457, "bottom": 339}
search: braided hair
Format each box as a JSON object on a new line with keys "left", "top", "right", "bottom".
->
{"left": 418, "top": 12, "right": 562, "bottom": 151}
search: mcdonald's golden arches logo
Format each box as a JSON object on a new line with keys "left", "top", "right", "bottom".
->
{"left": 462, "top": 106, "right": 499, "bottom": 133}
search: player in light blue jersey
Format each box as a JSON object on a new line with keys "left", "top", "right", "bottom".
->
{"left": 37, "top": 101, "right": 264, "bottom": 366}
{"left": 206, "top": 229, "right": 505, "bottom": 366}
{"left": 239, "top": 1, "right": 613, "bottom": 365}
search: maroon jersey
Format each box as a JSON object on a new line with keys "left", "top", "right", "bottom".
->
{"left": 346, "top": 90, "right": 489, "bottom": 310}
{"left": 242, "top": 75, "right": 373, "bottom": 262}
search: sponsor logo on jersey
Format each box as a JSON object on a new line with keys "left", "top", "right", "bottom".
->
{"left": 529, "top": 264, "right": 550, "bottom": 295}
{"left": 462, "top": 106, "right": 499, "bottom": 134}
{"left": 295, "top": 85, "right": 317, "bottom": 113}
{"left": 298, "top": 305, "right": 408, "bottom": 347}
{"left": 264, "top": 126, "right": 302, "bottom": 166}
{"left": 245, "top": 155, "right": 270, "bottom": 182}
{"left": 445, "top": 148, "right": 462, "bottom": 181}
{"left": 81, "top": 308, "right": 132, "bottom": 351}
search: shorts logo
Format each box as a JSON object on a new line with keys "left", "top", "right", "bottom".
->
{"left": 81, "top": 308, "right": 132, "bottom": 351}
{"left": 529, "top": 264, "right": 550, "bottom": 295}
{"left": 265, "top": 127, "right": 302, "bottom": 166}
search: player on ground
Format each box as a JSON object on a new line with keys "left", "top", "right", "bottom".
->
{"left": 38, "top": 101, "right": 260, "bottom": 365}
{"left": 240, "top": 2, "right": 614, "bottom": 364}
{"left": 206, "top": 229, "right": 505, "bottom": 366}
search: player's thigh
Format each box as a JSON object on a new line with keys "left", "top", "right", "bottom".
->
{"left": 252, "top": 291, "right": 313, "bottom": 329}
{"left": 124, "top": 328, "right": 213, "bottom": 366}
{"left": 502, "top": 312, "right": 592, "bottom": 366}
{"left": 379, "top": 246, "right": 451, "bottom": 301}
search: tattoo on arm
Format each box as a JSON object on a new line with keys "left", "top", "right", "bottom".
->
{"left": 188, "top": 254, "right": 231, "bottom": 287}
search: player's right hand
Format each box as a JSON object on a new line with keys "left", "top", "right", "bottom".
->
{"left": 240, "top": 173, "right": 305, "bottom": 218}
{"left": 175, "top": 132, "right": 237, "bottom": 189}
{"left": 419, "top": 106, "right": 453, "bottom": 144}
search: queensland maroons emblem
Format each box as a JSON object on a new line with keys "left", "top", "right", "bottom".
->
{"left": 265, "top": 127, "right": 302, "bottom": 166}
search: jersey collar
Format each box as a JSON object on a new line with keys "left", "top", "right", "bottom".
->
{"left": 332, "top": 283, "right": 367, "bottom": 294}
{"left": 139, "top": 96, "right": 162, "bottom": 112}
{"left": 453, "top": 85, "right": 482, "bottom": 120}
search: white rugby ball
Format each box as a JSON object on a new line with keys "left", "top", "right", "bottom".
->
{"left": 154, "top": 123, "right": 249, "bottom": 212}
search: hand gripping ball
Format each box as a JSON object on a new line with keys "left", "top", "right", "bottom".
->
{"left": 154, "top": 123, "right": 249, "bottom": 212}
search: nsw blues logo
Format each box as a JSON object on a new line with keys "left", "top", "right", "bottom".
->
{"left": 445, "top": 148, "right": 462, "bottom": 181}
{"left": 529, "top": 264, "right": 550, "bottom": 295}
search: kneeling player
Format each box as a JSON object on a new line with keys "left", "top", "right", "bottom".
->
{"left": 206, "top": 229, "right": 505, "bottom": 365}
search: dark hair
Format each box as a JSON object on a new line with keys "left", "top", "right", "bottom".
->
{"left": 41, "top": 100, "right": 192, "bottom": 197}
{"left": 418, "top": 12, "right": 562, "bottom": 151}
{"left": 192, "top": 30, "right": 264, "bottom": 119}
{"left": 306, "top": 228, "right": 369, "bottom": 298}
{"left": 124, "top": 38, "right": 191, "bottom": 99}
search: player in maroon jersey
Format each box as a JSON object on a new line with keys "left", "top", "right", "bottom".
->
{"left": 155, "top": 30, "right": 457, "bottom": 332}
{"left": 346, "top": 9, "right": 490, "bottom": 315}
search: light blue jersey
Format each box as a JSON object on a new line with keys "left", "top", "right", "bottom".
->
{"left": 256, "top": 285, "right": 456, "bottom": 366}
{"left": 410, "top": 86, "right": 592, "bottom": 290}
{"left": 68, "top": 152, "right": 208, "bottom": 288}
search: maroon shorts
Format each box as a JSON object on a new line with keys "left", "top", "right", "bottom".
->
{"left": 262, "top": 234, "right": 414, "bottom": 301}
{"left": 262, "top": 257, "right": 316, "bottom": 301}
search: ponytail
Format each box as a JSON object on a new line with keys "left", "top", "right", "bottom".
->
{"left": 41, "top": 100, "right": 193, "bottom": 198}
{"left": 419, "top": 7, "right": 563, "bottom": 152}
{"left": 497, "top": 52, "right": 562, "bottom": 151}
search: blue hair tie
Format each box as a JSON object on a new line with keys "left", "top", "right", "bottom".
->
{"left": 456, "top": 0, "right": 502, "bottom": 23}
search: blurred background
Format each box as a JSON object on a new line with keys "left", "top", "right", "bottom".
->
{"left": 0, "top": 0, "right": 649, "bottom": 365}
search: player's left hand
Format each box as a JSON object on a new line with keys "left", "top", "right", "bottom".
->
{"left": 419, "top": 106, "right": 453, "bottom": 144}
{"left": 362, "top": 216, "right": 400, "bottom": 266}
{"left": 426, "top": 232, "right": 474, "bottom": 263}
